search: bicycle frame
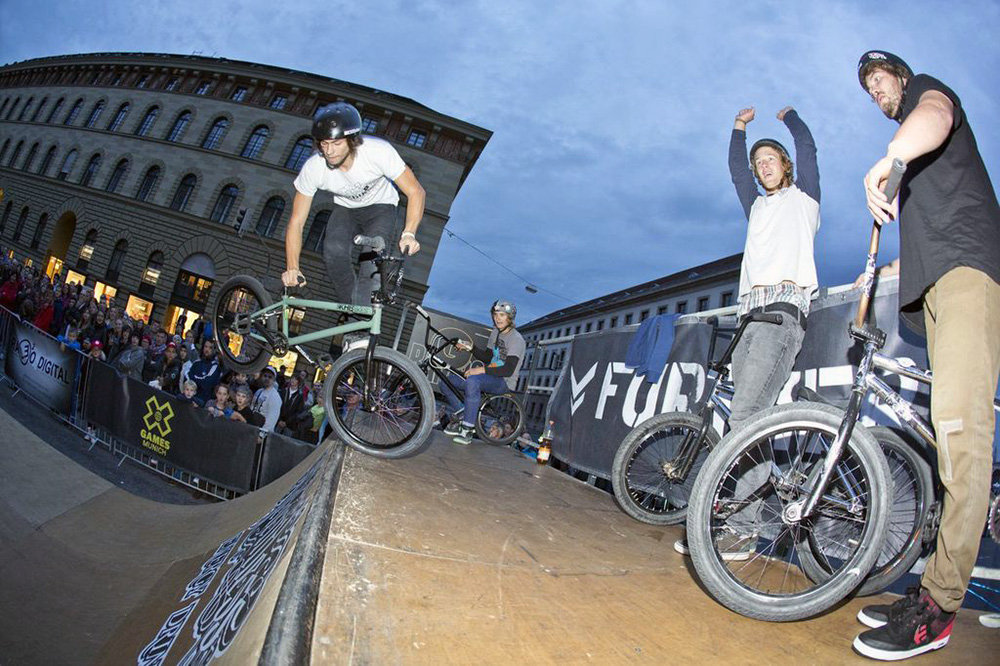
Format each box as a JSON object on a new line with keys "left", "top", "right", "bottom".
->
{"left": 244, "top": 296, "right": 381, "bottom": 349}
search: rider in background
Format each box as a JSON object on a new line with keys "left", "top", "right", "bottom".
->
{"left": 852, "top": 49, "right": 1000, "bottom": 663}
{"left": 441, "top": 300, "right": 525, "bottom": 445}
{"left": 675, "top": 105, "right": 821, "bottom": 560}
{"left": 281, "top": 102, "right": 425, "bottom": 351}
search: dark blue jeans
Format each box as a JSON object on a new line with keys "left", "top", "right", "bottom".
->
{"left": 439, "top": 372, "right": 509, "bottom": 427}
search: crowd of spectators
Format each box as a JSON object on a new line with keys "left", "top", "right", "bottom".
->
{"left": 1, "top": 256, "right": 323, "bottom": 443}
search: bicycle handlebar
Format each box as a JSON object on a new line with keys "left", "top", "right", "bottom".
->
{"left": 854, "top": 158, "right": 907, "bottom": 329}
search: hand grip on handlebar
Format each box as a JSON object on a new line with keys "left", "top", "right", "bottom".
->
{"left": 353, "top": 234, "right": 386, "bottom": 253}
{"left": 880, "top": 158, "right": 907, "bottom": 211}
{"left": 855, "top": 158, "right": 907, "bottom": 328}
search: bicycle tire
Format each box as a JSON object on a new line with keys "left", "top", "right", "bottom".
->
{"left": 323, "top": 346, "right": 434, "bottom": 459}
{"left": 686, "top": 402, "right": 891, "bottom": 622}
{"left": 611, "top": 412, "right": 717, "bottom": 525}
{"left": 797, "top": 425, "right": 934, "bottom": 597}
{"left": 212, "top": 275, "right": 275, "bottom": 374}
{"left": 989, "top": 493, "right": 1000, "bottom": 545}
{"left": 475, "top": 393, "right": 525, "bottom": 446}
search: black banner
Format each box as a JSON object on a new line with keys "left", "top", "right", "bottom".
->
{"left": 257, "top": 431, "right": 315, "bottom": 488}
{"left": 546, "top": 282, "right": 994, "bottom": 479}
{"left": 84, "top": 362, "right": 260, "bottom": 492}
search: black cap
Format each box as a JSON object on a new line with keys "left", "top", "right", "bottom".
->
{"left": 858, "top": 50, "right": 913, "bottom": 91}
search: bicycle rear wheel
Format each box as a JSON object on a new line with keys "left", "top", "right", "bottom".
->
{"left": 213, "top": 275, "right": 274, "bottom": 374}
{"left": 324, "top": 346, "right": 434, "bottom": 459}
{"left": 686, "top": 402, "right": 891, "bottom": 621}
{"left": 475, "top": 393, "right": 525, "bottom": 446}
{"left": 611, "top": 412, "right": 716, "bottom": 525}
{"left": 797, "top": 425, "right": 934, "bottom": 596}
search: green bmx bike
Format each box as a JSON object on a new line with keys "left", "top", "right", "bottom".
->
{"left": 212, "top": 234, "right": 435, "bottom": 458}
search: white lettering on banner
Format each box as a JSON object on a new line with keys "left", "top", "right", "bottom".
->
{"left": 660, "top": 362, "right": 706, "bottom": 414}
{"left": 622, "top": 362, "right": 670, "bottom": 428}
{"left": 570, "top": 363, "right": 597, "bottom": 415}
{"left": 595, "top": 363, "right": 632, "bottom": 420}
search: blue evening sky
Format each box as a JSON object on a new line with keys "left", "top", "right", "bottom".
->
{"left": 2, "top": 1, "right": 997, "bottom": 324}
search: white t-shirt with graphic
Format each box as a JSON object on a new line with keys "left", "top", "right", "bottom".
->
{"left": 293, "top": 137, "right": 406, "bottom": 208}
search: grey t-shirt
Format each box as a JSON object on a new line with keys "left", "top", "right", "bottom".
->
{"left": 486, "top": 327, "right": 526, "bottom": 390}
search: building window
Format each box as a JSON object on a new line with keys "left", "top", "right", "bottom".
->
{"left": 676, "top": 301, "right": 688, "bottom": 314}
{"left": 38, "top": 146, "right": 57, "bottom": 176}
{"left": 304, "top": 210, "right": 330, "bottom": 252}
{"left": 255, "top": 197, "right": 285, "bottom": 237}
{"left": 575, "top": 325, "right": 581, "bottom": 334}
{"left": 135, "top": 166, "right": 160, "bottom": 202}
{"left": 230, "top": 86, "right": 248, "bottom": 102}
{"left": 110, "top": 72, "right": 124, "bottom": 86}
{"left": 85, "top": 100, "right": 105, "bottom": 128}
{"left": 585, "top": 323, "right": 592, "bottom": 332}
{"left": 135, "top": 106, "right": 159, "bottom": 136}
{"left": 106, "top": 239, "right": 128, "bottom": 283}
{"left": 288, "top": 308, "right": 306, "bottom": 336}
{"left": 406, "top": 130, "right": 427, "bottom": 148}
{"left": 202, "top": 117, "right": 229, "bottom": 150}
{"left": 657, "top": 305, "right": 668, "bottom": 315}
{"left": 610, "top": 316, "right": 618, "bottom": 329}
{"left": 362, "top": 116, "right": 379, "bottom": 133}
{"left": 63, "top": 98, "right": 84, "bottom": 125}
{"left": 22, "top": 142, "right": 39, "bottom": 172}
{"left": 284, "top": 136, "right": 314, "bottom": 170}
{"left": 1, "top": 139, "right": 12, "bottom": 164}
{"left": 624, "top": 313, "right": 633, "bottom": 325}
{"left": 640, "top": 309, "right": 650, "bottom": 322}
{"left": 240, "top": 125, "right": 269, "bottom": 159}
{"left": 45, "top": 97, "right": 65, "bottom": 123}
{"left": 6, "top": 141, "right": 23, "bottom": 168}
{"left": 139, "top": 251, "right": 164, "bottom": 296}
{"left": 17, "top": 97, "right": 34, "bottom": 121}
{"left": 80, "top": 153, "right": 101, "bottom": 187}
{"left": 0, "top": 201, "right": 12, "bottom": 235}
{"left": 170, "top": 174, "right": 197, "bottom": 211}
{"left": 166, "top": 111, "right": 192, "bottom": 142}
{"left": 30, "top": 97, "right": 48, "bottom": 122}
{"left": 195, "top": 81, "right": 211, "bottom": 95}
{"left": 721, "top": 291, "right": 734, "bottom": 308}
{"left": 3, "top": 97, "right": 19, "bottom": 120}
{"left": 164, "top": 77, "right": 180, "bottom": 91}
{"left": 210, "top": 185, "right": 239, "bottom": 223}
{"left": 106, "top": 159, "right": 128, "bottom": 193}
{"left": 12, "top": 207, "right": 29, "bottom": 243}
{"left": 30, "top": 213, "right": 48, "bottom": 250}
{"left": 697, "top": 296, "right": 710, "bottom": 312}
{"left": 89, "top": 72, "right": 101, "bottom": 85}
{"left": 136, "top": 74, "right": 150, "bottom": 89}
{"left": 269, "top": 94, "right": 288, "bottom": 110}
{"left": 57, "top": 149, "right": 78, "bottom": 181}
{"left": 107, "top": 103, "right": 130, "bottom": 131}
{"left": 172, "top": 269, "right": 214, "bottom": 308}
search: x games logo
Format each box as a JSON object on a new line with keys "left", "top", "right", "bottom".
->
{"left": 141, "top": 396, "right": 174, "bottom": 455}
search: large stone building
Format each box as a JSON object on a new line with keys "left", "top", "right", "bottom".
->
{"left": 0, "top": 51, "right": 490, "bottom": 371}
{"left": 517, "top": 253, "right": 742, "bottom": 432}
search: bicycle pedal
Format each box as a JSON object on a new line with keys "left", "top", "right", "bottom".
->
{"left": 316, "top": 353, "right": 334, "bottom": 369}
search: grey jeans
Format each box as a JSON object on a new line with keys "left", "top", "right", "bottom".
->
{"left": 321, "top": 203, "right": 398, "bottom": 306}
{"left": 728, "top": 314, "right": 807, "bottom": 534}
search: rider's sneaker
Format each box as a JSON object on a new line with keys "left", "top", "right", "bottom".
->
{"left": 853, "top": 589, "right": 954, "bottom": 661}
{"left": 858, "top": 587, "right": 922, "bottom": 629}
{"left": 452, "top": 424, "right": 475, "bottom": 445}
{"left": 673, "top": 533, "right": 756, "bottom": 561}
{"left": 443, "top": 421, "right": 465, "bottom": 436}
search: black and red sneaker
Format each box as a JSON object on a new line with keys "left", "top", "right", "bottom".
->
{"left": 853, "top": 589, "right": 955, "bottom": 661}
{"left": 857, "top": 587, "right": 922, "bottom": 629}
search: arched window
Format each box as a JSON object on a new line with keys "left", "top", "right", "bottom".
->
{"left": 169, "top": 173, "right": 197, "bottom": 211}
{"left": 304, "top": 210, "right": 330, "bottom": 252}
{"left": 284, "top": 136, "right": 314, "bottom": 170}
{"left": 80, "top": 153, "right": 102, "bottom": 187}
{"left": 45, "top": 97, "right": 65, "bottom": 123}
{"left": 17, "top": 97, "right": 34, "bottom": 121}
{"left": 30, "top": 213, "right": 48, "bottom": 250}
{"left": 0, "top": 201, "right": 12, "bottom": 235}
{"left": 240, "top": 125, "right": 269, "bottom": 159}
{"left": 201, "top": 117, "right": 229, "bottom": 149}
{"left": 22, "top": 142, "right": 40, "bottom": 172}
{"left": 135, "top": 165, "right": 160, "bottom": 202}
{"left": 210, "top": 185, "right": 239, "bottom": 223}
{"left": 85, "top": 100, "right": 106, "bottom": 128}
{"left": 63, "top": 98, "right": 84, "bottom": 125}
{"left": 4, "top": 97, "right": 19, "bottom": 120}
{"left": 106, "top": 159, "right": 128, "bottom": 193}
{"left": 6, "top": 140, "right": 23, "bottom": 168}
{"left": 79, "top": 229, "right": 99, "bottom": 261}
{"left": 0, "top": 138, "right": 9, "bottom": 164}
{"left": 30, "top": 97, "right": 48, "bottom": 122}
{"left": 255, "top": 197, "right": 285, "bottom": 237}
{"left": 166, "top": 111, "right": 192, "bottom": 142}
{"left": 106, "top": 239, "right": 128, "bottom": 282}
{"left": 12, "top": 207, "right": 29, "bottom": 243}
{"left": 107, "top": 102, "right": 130, "bottom": 131}
{"left": 38, "top": 145, "right": 57, "bottom": 176}
{"left": 140, "top": 250, "right": 164, "bottom": 295}
{"left": 57, "top": 149, "right": 78, "bottom": 181}
{"left": 0, "top": 98, "right": 8, "bottom": 117}
{"left": 135, "top": 106, "right": 159, "bottom": 136}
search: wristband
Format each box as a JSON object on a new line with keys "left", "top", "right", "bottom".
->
{"left": 401, "top": 231, "right": 416, "bottom": 239}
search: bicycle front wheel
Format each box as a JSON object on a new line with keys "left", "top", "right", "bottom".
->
{"left": 797, "top": 425, "right": 934, "bottom": 597}
{"left": 324, "top": 346, "right": 435, "bottom": 459}
{"left": 686, "top": 402, "right": 891, "bottom": 622}
{"left": 475, "top": 393, "right": 525, "bottom": 446}
{"left": 611, "top": 412, "right": 717, "bottom": 525}
{"left": 213, "top": 275, "right": 274, "bottom": 374}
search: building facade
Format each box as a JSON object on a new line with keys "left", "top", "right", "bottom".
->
{"left": 516, "top": 253, "right": 743, "bottom": 433}
{"left": 0, "top": 52, "right": 490, "bottom": 371}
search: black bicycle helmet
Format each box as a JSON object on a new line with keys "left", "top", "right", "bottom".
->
{"left": 311, "top": 102, "right": 362, "bottom": 143}
{"left": 749, "top": 138, "right": 791, "bottom": 163}
{"left": 491, "top": 300, "right": 516, "bottom": 319}
{"left": 857, "top": 50, "right": 913, "bottom": 91}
